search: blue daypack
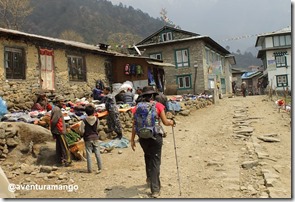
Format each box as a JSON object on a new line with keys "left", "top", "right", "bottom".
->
{"left": 134, "top": 101, "right": 158, "bottom": 139}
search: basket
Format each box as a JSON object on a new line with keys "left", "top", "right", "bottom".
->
{"left": 69, "top": 140, "right": 85, "bottom": 153}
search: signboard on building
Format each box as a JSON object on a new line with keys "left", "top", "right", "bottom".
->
{"left": 267, "top": 60, "right": 276, "bottom": 71}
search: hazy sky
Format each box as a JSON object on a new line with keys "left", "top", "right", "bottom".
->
{"left": 108, "top": 0, "right": 292, "bottom": 54}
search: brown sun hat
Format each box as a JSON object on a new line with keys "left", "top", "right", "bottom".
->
{"left": 141, "top": 86, "right": 158, "bottom": 96}
{"left": 54, "top": 95, "right": 65, "bottom": 102}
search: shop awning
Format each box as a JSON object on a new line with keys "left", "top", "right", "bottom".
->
{"left": 146, "top": 61, "right": 175, "bottom": 67}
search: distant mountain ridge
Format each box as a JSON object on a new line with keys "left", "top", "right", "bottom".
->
{"left": 232, "top": 51, "right": 262, "bottom": 69}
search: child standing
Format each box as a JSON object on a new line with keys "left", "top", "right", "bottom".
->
{"left": 79, "top": 104, "right": 102, "bottom": 174}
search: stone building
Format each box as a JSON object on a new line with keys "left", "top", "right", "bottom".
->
{"left": 0, "top": 28, "right": 115, "bottom": 110}
{"left": 135, "top": 26, "right": 236, "bottom": 96}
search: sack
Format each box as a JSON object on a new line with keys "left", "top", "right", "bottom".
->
{"left": 134, "top": 102, "right": 158, "bottom": 139}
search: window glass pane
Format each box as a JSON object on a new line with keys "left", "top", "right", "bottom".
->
{"left": 150, "top": 54, "right": 156, "bottom": 59}
{"left": 68, "top": 55, "right": 85, "bottom": 81}
{"left": 162, "top": 34, "right": 165, "bottom": 41}
{"left": 150, "top": 53, "right": 162, "bottom": 60}
{"left": 185, "top": 76, "right": 190, "bottom": 87}
{"left": 182, "top": 50, "right": 188, "bottom": 62}
{"left": 276, "top": 56, "right": 286, "bottom": 67}
{"left": 279, "top": 36, "right": 286, "bottom": 46}
{"left": 167, "top": 32, "right": 172, "bottom": 40}
{"left": 4, "top": 48, "right": 24, "bottom": 79}
{"left": 179, "top": 77, "right": 184, "bottom": 88}
{"left": 278, "top": 76, "right": 282, "bottom": 83}
{"left": 286, "top": 35, "right": 291, "bottom": 45}
{"left": 176, "top": 51, "right": 182, "bottom": 63}
{"left": 206, "top": 49, "right": 209, "bottom": 64}
{"left": 273, "top": 36, "right": 279, "bottom": 46}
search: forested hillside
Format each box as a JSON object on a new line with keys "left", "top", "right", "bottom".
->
{"left": 24, "top": 0, "right": 165, "bottom": 46}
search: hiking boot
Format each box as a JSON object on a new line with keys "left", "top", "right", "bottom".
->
{"left": 162, "top": 132, "right": 167, "bottom": 138}
{"left": 151, "top": 192, "right": 160, "bottom": 198}
{"left": 96, "top": 170, "right": 102, "bottom": 174}
{"left": 64, "top": 161, "right": 72, "bottom": 167}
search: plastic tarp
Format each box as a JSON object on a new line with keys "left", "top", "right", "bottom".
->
{"left": 100, "top": 136, "right": 129, "bottom": 149}
{"left": 0, "top": 97, "right": 7, "bottom": 118}
{"left": 241, "top": 71, "right": 262, "bottom": 79}
{"left": 112, "top": 81, "right": 134, "bottom": 96}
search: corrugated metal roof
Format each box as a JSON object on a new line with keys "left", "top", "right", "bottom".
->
{"left": 0, "top": 27, "right": 115, "bottom": 55}
{"left": 241, "top": 71, "right": 262, "bottom": 79}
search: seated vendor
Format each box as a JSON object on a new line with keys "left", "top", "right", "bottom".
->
{"left": 92, "top": 84, "right": 104, "bottom": 101}
{"left": 31, "top": 92, "right": 52, "bottom": 111}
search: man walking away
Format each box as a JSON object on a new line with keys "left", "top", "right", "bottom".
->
{"left": 241, "top": 82, "right": 247, "bottom": 97}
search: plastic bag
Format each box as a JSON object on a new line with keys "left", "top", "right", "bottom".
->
{"left": 0, "top": 97, "right": 8, "bottom": 117}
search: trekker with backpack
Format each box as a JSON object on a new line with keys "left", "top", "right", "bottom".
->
{"left": 130, "top": 86, "right": 175, "bottom": 198}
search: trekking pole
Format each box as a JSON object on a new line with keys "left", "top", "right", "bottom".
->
{"left": 171, "top": 122, "right": 182, "bottom": 196}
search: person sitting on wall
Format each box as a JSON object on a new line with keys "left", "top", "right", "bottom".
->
{"left": 31, "top": 92, "right": 52, "bottom": 111}
{"left": 92, "top": 84, "right": 104, "bottom": 101}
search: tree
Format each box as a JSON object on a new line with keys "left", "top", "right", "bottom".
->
{"left": 0, "top": 0, "right": 33, "bottom": 30}
{"left": 59, "top": 30, "right": 85, "bottom": 43}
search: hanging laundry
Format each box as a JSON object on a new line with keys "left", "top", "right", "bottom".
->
{"left": 136, "top": 65, "right": 143, "bottom": 75}
{"left": 130, "top": 64, "right": 136, "bottom": 75}
{"left": 124, "top": 64, "right": 130, "bottom": 75}
{"left": 148, "top": 68, "right": 156, "bottom": 85}
{"left": 157, "top": 74, "right": 163, "bottom": 92}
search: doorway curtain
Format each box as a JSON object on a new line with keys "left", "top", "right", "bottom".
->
{"left": 39, "top": 48, "right": 55, "bottom": 91}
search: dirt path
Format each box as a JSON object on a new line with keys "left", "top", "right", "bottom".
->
{"left": 5, "top": 95, "right": 291, "bottom": 199}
